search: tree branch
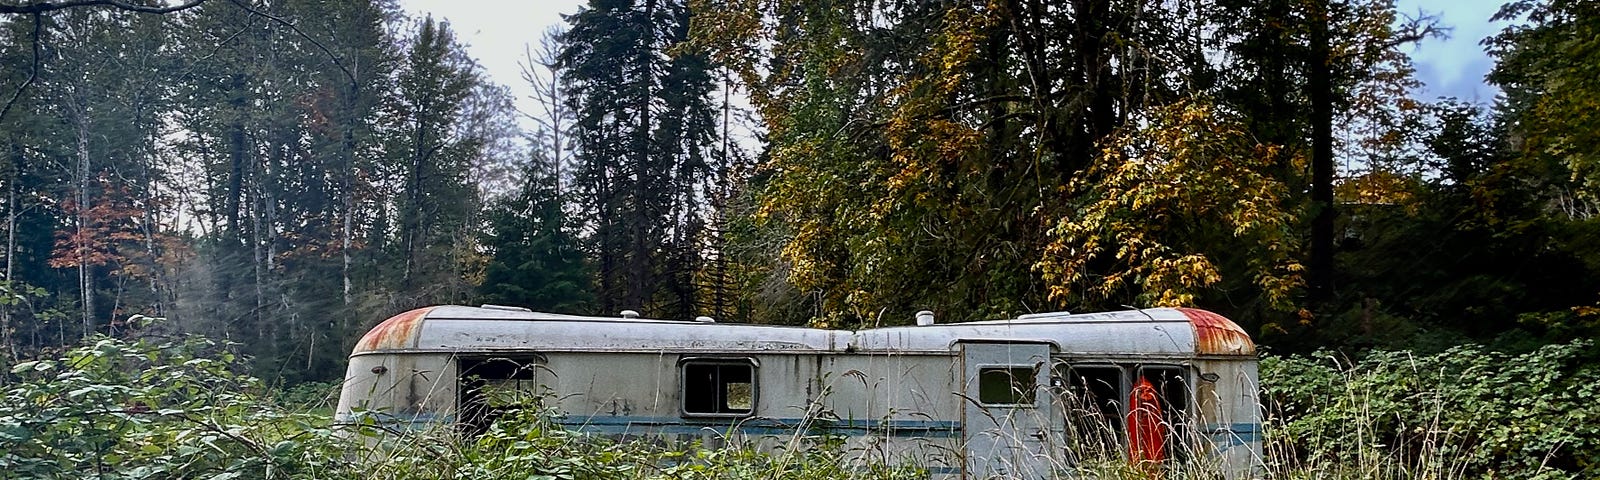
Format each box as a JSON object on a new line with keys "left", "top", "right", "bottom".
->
{"left": 0, "top": 13, "right": 41, "bottom": 123}
{"left": 856, "top": 92, "right": 1060, "bottom": 134}
{"left": 0, "top": 0, "right": 207, "bottom": 15}
{"left": 226, "top": 0, "right": 355, "bottom": 86}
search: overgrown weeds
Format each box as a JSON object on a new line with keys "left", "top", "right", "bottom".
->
{"left": 2, "top": 334, "right": 1596, "bottom": 479}
{"left": 0, "top": 335, "right": 928, "bottom": 479}
{"left": 1260, "top": 340, "right": 1599, "bottom": 479}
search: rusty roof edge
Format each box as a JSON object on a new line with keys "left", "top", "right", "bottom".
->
{"left": 353, "top": 306, "right": 435, "bottom": 353}
{"left": 1175, "top": 307, "right": 1257, "bottom": 357}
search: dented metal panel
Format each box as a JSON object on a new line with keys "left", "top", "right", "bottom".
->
{"left": 354, "top": 306, "right": 434, "bottom": 353}
{"left": 1177, "top": 308, "right": 1257, "bottom": 356}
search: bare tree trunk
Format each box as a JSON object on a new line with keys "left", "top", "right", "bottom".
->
{"left": 713, "top": 69, "right": 731, "bottom": 320}
{"left": 341, "top": 115, "right": 354, "bottom": 306}
{"left": 76, "top": 102, "right": 94, "bottom": 340}
{"left": 403, "top": 110, "right": 427, "bottom": 294}
{"left": 136, "top": 96, "right": 165, "bottom": 318}
{"left": 252, "top": 146, "right": 267, "bottom": 351}
{"left": 340, "top": 58, "right": 361, "bottom": 320}
{"left": 629, "top": 0, "right": 658, "bottom": 312}
{"left": 227, "top": 75, "right": 247, "bottom": 239}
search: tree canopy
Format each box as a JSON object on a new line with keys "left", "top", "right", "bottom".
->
{"left": 0, "top": 0, "right": 1596, "bottom": 381}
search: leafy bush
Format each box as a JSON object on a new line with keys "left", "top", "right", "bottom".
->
{"left": 1262, "top": 341, "right": 1600, "bottom": 479}
{"left": 10, "top": 333, "right": 1598, "bottom": 479}
{"left": 0, "top": 335, "right": 928, "bottom": 480}
{"left": 0, "top": 334, "right": 349, "bottom": 479}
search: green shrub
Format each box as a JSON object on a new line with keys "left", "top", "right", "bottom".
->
{"left": 0, "top": 335, "right": 929, "bottom": 480}
{"left": 0, "top": 334, "right": 334, "bottom": 479}
{"left": 1262, "top": 341, "right": 1600, "bottom": 479}
{"left": 9, "top": 333, "right": 1597, "bottom": 479}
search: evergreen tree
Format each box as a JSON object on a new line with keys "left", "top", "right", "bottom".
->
{"left": 479, "top": 151, "right": 593, "bottom": 313}
{"left": 562, "top": 0, "right": 723, "bottom": 318}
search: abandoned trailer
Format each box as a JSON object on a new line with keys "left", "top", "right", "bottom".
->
{"left": 334, "top": 305, "right": 1263, "bottom": 478}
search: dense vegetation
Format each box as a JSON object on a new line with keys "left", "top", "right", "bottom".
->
{"left": 4, "top": 333, "right": 1597, "bottom": 478}
{"left": 1262, "top": 341, "right": 1600, "bottom": 478}
{"left": 0, "top": 0, "right": 1598, "bottom": 476}
{"left": 0, "top": 0, "right": 1593, "bottom": 375}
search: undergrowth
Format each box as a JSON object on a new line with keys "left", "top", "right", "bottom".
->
{"left": 1, "top": 334, "right": 1595, "bottom": 479}
{"left": 1259, "top": 340, "right": 1599, "bottom": 479}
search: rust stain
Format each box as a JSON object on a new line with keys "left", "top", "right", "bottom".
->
{"left": 355, "top": 307, "right": 434, "bottom": 353}
{"left": 1176, "top": 308, "right": 1256, "bottom": 356}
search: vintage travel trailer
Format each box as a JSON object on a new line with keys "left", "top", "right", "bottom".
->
{"left": 335, "top": 305, "right": 1263, "bottom": 478}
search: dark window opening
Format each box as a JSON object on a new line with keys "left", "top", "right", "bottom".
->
{"left": 1055, "top": 363, "right": 1196, "bottom": 464}
{"left": 682, "top": 361, "right": 755, "bottom": 416}
{"left": 1058, "top": 364, "right": 1125, "bottom": 461}
{"left": 977, "top": 366, "right": 1037, "bottom": 406}
{"left": 458, "top": 356, "right": 546, "bottom": 437}
{"left": 1138, "top": 365, "right": 1192, "bottom": 461}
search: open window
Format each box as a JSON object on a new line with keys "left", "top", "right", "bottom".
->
{"left": 977, "top": 366, "right": 1039, "bottom": 406}
{"left": 681, "top": 359, "right": 756, "bottom": 417}
{"left": 1056, "top": 362, "right": 1196, "bottom": 463}
{"left": 457, "top": 355, "right": 548, "bottom": 436}
{"left": 1137, "top": 365, "right": 1193, "bottom": 461}
{"left": 1057, "top": 364, "right": 1125, "bottom": 460}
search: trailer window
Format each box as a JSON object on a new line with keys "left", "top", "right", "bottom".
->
{"left": 458, "top": 356, "right": 547, "bottom": 436}
{"left": 1061, "top": 365, "right": 1124, "bottom": 430}
{"left": 682, "top": 361, "right": 755, "bottom": 416}
{"left": 977, "top": 366, "right": 1037, "bottom": 406}
{"left": 1058, "top": 364, "right": 1125, "bottom": 460}
{"left": 1138, "top": 365, "right": 1192, "bottom": 461}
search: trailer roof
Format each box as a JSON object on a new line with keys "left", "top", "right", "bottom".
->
{"left": 350, "top": 305, "right": 1255, "bottom": 358}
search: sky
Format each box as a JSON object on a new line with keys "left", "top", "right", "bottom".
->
{"left": 397, "top": 0, "right": 1510, "bottom": 130}
{"left": 1395, "top": 0, "right": 1508, "bottom": 102}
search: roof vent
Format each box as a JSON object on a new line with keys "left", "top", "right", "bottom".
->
{"left": 1018, "top": 311, "right": 1072, "bottom": 320}
{"left": 480, "top": 304, "right": 531, "bottom": 312}
{"left": 620, "top": 310, "right": 640, "bottom": 319}
{"left": 695, "top": 316, "right": 716, "bottom": 323}
{"left": 915, "top": 310, "right": 935, "bottom": 326}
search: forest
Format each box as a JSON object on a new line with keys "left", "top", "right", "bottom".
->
{"left": 0, "top": 0, "right": 1593, "bottom": 381}
{"left": 1, "top": 0, "right": 1599, "bottom": 477}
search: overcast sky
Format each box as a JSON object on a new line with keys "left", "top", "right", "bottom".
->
{"left": 396, "top": 0, "right": 1508, "bottom": 130}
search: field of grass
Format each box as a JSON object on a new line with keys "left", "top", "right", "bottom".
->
{"left": 1, "top": 335, "right": 1595, "bottom": 479}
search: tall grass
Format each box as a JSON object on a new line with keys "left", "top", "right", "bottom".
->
{"left": 1258, "top": 342, "right": 1597, "bottom": 480}
{"left": 3, "top": 335, "right": 1594, "bottom": 479}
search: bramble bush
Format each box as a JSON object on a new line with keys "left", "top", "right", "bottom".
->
{"left": 1261, "top": 341, "right": 1600, "bottom": 479}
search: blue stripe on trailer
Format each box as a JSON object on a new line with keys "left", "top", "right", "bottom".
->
{"left": 553, "top": 415, "right": 963, "bottom": 439}
{"left": 1202, "top": 422, "right": 1262, "bottom": 449}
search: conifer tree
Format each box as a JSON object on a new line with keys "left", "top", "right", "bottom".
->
{"left": 479, "top": 151, "right": 593, "bottom": 313}
{"left": 562, "top": 0, "right": 723, "bottom": 318}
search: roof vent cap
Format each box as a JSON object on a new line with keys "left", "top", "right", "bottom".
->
{"left": 695, "top": 316, "right": 716, "bottom": 323}
{"left": 620, "top": 310, "right": 640, "bottom": 319}
{"left": 915, "top": 310, "right": 935, "bottom": 326}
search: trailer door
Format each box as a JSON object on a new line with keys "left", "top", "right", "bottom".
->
{"left": 960, "top": 341, "right": 1052, "bottom": 479}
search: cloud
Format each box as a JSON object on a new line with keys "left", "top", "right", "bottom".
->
{"left": 1396, "top": 0, "right": 1506, "bottom": 102}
